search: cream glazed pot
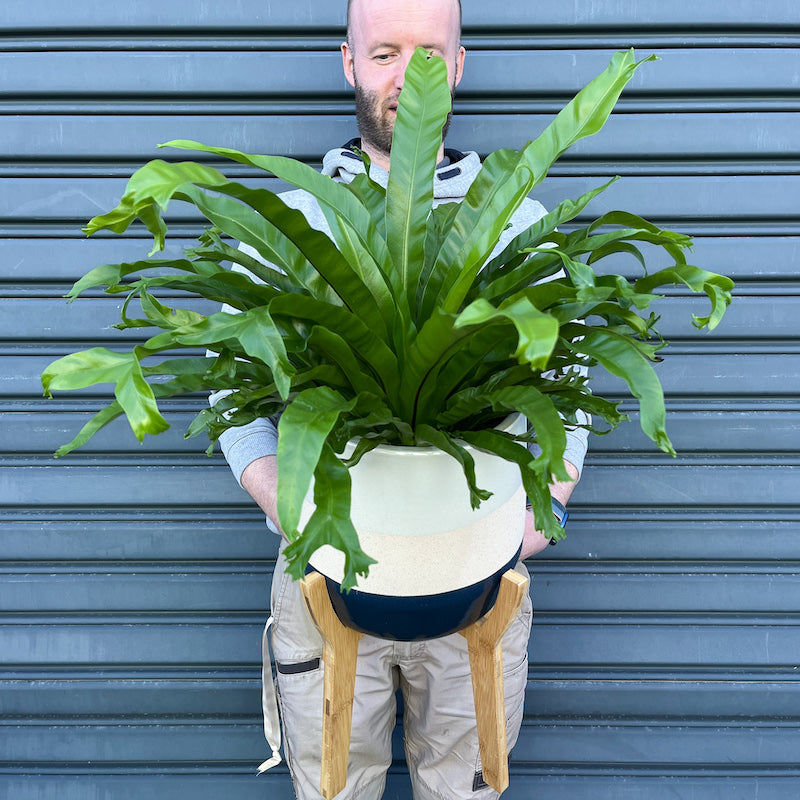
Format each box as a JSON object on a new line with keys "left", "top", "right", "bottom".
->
{"left": 303, "top": 413, "right": 528, "bottom": 640}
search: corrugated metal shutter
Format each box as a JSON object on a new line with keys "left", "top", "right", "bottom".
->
{"left": 2, "top": 1, "right": 798, "bottom": 797}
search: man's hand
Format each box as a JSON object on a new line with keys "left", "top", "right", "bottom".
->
{"left": 520, "top": 459, "right": 579, "bottom": 559}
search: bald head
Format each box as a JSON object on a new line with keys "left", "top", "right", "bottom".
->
{"left": 346, "top": 0, "right": 462, "bottom": 53}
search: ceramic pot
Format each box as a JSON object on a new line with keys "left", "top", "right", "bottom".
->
{"left": 304, "top": 413, "right": 527, "bottom": 640}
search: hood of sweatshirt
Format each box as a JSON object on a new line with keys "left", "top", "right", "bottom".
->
{"left": 321, "top": 138, "right": 483, "bottom": 203}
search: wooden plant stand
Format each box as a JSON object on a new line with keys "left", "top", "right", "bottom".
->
{"left": 300, "top": 569, "right": 529, "bottom": 799}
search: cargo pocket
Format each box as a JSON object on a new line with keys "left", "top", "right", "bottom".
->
{"left": 269, "top": 548, "right": 325, "bottom": 788}
{"left": 275, "top": 650, "right": 325, "bottom": 790}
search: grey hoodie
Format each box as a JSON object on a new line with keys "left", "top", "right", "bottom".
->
{"left": 213, "top": 140, "right": 589, "bottom": 488}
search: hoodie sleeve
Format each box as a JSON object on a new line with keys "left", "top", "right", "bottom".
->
{"left": 213, "top": 408, "right": 279, "bottom": 487}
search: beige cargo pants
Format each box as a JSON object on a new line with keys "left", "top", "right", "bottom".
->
{"left": 263, "top": 545, "right": 533, "bottom": 800}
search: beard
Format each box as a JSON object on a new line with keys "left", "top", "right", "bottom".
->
{"left": 353, "top": 75, "right": 455, "bottom": 162}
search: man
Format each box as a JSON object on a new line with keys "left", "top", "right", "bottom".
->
{"left": 213, "top": 0, "right": 587, "bottom": 796}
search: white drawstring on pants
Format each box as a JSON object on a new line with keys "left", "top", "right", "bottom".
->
{"left": 257, "top": 616, "right": 283, "bottom": 774}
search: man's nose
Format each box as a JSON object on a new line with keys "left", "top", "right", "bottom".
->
{"left": 394, "top": 54, "right": 413, "bottom": 91}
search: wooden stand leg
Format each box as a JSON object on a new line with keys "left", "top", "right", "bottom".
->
{"left": 300, "top": 572, "right": 363, "bottom": 800}
{"left": 459, "top": 569, "right": 529, "bottom": 795}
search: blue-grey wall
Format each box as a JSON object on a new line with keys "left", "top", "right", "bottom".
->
{"left": 2, "top": 1, "right": 799, "bottom": 797}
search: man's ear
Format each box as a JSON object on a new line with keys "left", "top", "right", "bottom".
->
{"left": 454, "top": 45, "right": 466, "bottom": 88}
{"left": 341, "top": 41, "right": 356, "bottom": 88}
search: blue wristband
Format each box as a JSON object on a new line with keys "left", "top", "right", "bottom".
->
{"left": 551, "top": 497, "right": 568, "bottom": 527}
{"left": 525, "top": 497, "right": 569, "bottom": 545}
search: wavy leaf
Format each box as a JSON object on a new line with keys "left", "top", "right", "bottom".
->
{"left": 84, "top": 160, "right": 227, "bottom": 252}
{"left": 282, "top": 441, "right": 376, "bottom": 592}
{"left": 144, "top": 308, "right": 294, "bottom": 399}
{"left": 42, "top": 347, "right": 169, "bottom": 444}
{"left": 456, "top": 427, "right": 565, "bottom": 542}
{"left": 571, "top": 328, "right": 675, "bottom": 454}
{"left": 415, "top": 424, "right": 492, "bottom": 509}
{"left": 186, "top": 231, "right": 299, "bottom": 294}
{"left": 455, "top": 296, "right": 560, "bottom": 371}
{"left": 66, "top": 258, "right": 202, "bottom": 301}
{"left": 52, "top": 402, "right": 125, "bottom": 458}
{"left": 487, "top": 385, "right": 571, "bottom": 483}
{"left": 276, "top": 386, "right": 357, "bottom": 539}
{"left": 634, "top": 265, "right": 734, "bottom": 330}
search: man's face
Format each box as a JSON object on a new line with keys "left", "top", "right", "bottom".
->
{"left": 342, "top": 0, "right": 466, "bottom": 170}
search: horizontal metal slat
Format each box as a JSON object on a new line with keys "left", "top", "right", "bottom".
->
{"left": 0, "top": 618, "right": 263, "bottom": 666}
{"left": 541, "top": 519, "right": 800, "bottom": 562}
{"left": 4, "top": 563, "right": 800, "bottom": 614}
{"left": 0, "top": 0, "right": 344, "bottom": 30}
{"left": 6, "top": 112, "right": 798, "bottom": 163}
{"left": 0, "top": 516, "right": 800, "bottom": 569}
{"left": 2, "top": 293, "right": 794, "bottom": 342}
{"left": 1, "top": 774, "right": 798, "bottom": 800}
{"left": 529, "top": 618, "right": 800, "bottom": 667}
{"left": 0, "top": 518, "right": 273, "bottom": 561}
{"left": 1, "top": 517, "right": 799, "bottom": 562}
{"left": 2, "top": 462, "right": 798, "bottom": 509}
{"left": 533, "top": 174, "right": 800, "bottom": 224}
{"left": 8, "top": 351, "right": 798, "bottom": 399}
{"left": 3, "top": 49, "right": 798, "bottom": 97}
{"left": 0, "top": 719, "right": 265, "bottom": 764}
{"left": 512, "top": 719, "right": 800, "bottom": 766}
{"left": 459, "top": 0, "right": 800, "bottom": 28}
{"left": 527, "top": 566, "right": 800, "bottom": 612}
{"left": 10, "top": 717, "right": 798, "bottom": 767}
{"left": 7, "top": 407, "right": 797, "bottom": 455}
{"left": 0, "top": 411, "right": 215, "bottom": 455}
{"left": 4, "top": 175, "right": 797, "bottom": 224}
{"left": 588, "top": 352, "right": 800, "bottom": 398}
{"left": 0, "top": 237, "right": 199, "bottom": 284}
{"left": 588, "top": 408, "right": 800, "bottom": 453}
{"left": 3, "top": 235, "right": 796, "bottom": 284}
{"left": 3, "top": 351, "right": 208, "bottom": 397}
{"left": 0, "top": 463, "right": 247, "bottom": 508}
{"left": 4, "top": 614, "right": 800, "bottom": 667}
{"left": 0, "top": 566, "right": 270, "bottom": 612}
{"left": 5, "top": 671, "right": 799, "bottom": 720}
{"left": 0, "top": 775, "right": 293, "bottom": 800}
{"left": 10, "top": 515, "right": 799, "bottom": 563}
{"left": 0, "top": 51, "right": 350, "bottom": 96}
{"left": 501, "top": 776, "right": 800, "bottom": 800}
{"left": 0, "top": 296, "right": 217, "bottom": 342}
{"left": 526, "top": 673, "right": 800, "bottom": 718}
{"left": 0, "top": 674, "right": 260, "bottom": 717}
{"left": 574, "top": 462, "right": 800, "bottom": 508}
{"left": 2, "top": 0, "right": 796, "bottom": 30}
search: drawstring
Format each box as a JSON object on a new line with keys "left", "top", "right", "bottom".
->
{"left": 257, "top": 616, "right": 282, "bottom": 774}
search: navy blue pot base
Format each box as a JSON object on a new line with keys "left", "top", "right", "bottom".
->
{"left": 310, "top": 544, "right": 523, "bottom": 641}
